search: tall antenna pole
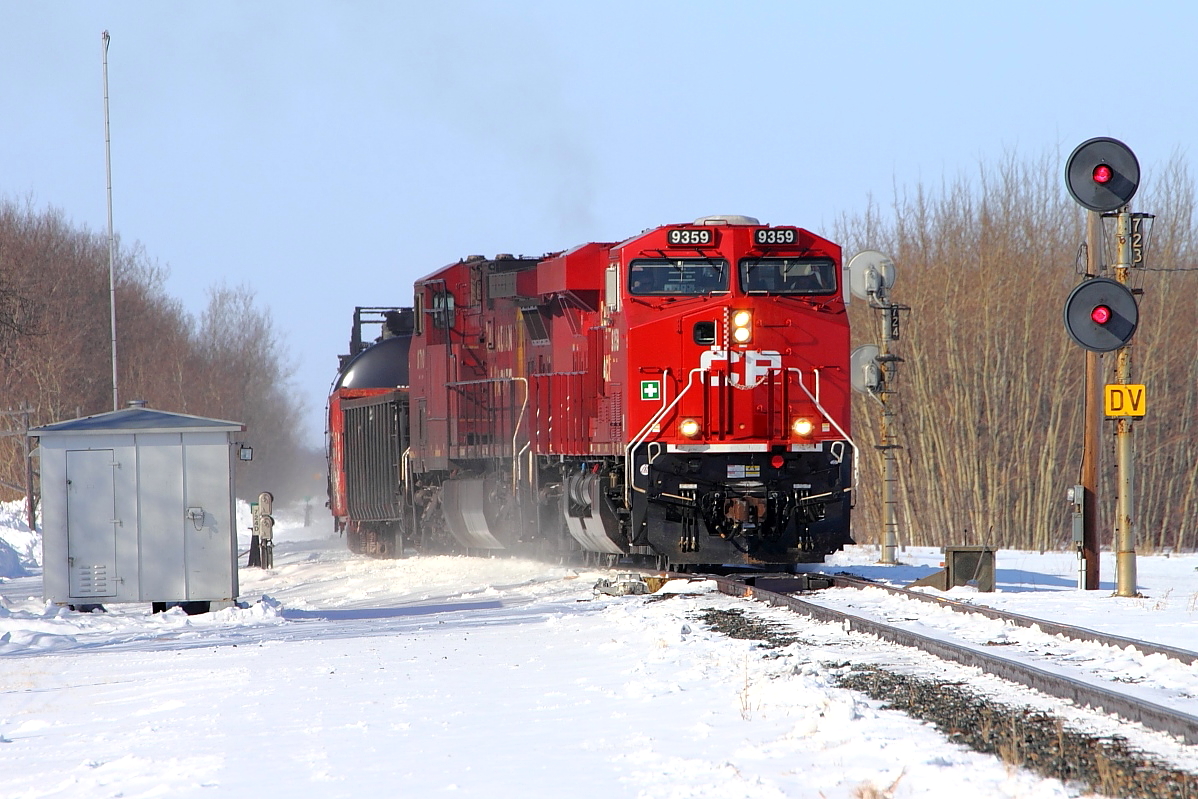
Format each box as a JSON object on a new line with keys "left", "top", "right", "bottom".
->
{"left": 102, "top": 30, "right": 119, "bottom": 411}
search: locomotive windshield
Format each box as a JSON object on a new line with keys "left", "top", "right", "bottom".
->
{"left": 628, "top": 259, "right": 729, "bottom": 295}
{"left": 739, "top": 257, "right": 837, "bottom": 295}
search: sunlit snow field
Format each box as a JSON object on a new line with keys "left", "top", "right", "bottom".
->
{"left": 2, "top": 499, "right": 1197, "bottom": 798}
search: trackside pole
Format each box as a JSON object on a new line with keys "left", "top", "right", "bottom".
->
{"left": 846, "top": 250, "right": 904, "bottom": 566}
{"left": 1081, "top": 212, "right": 1101, "bottom": 590}
{"left": 1112, "top": 210, "right": 1137, "bottom": 597}
{"left": 878, "top": 304, "right": 902, "bottom": 565}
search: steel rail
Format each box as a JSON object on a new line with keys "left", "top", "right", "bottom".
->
{"left": 827, "top": 574, "right": 1198, "bottom": 666}
{"left": 710, "top": 575, "right": 1198, "bottom": 745}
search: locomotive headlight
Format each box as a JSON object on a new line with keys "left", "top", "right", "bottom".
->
{"left": 791, "top": 417, "right": 814, "bottom": 437}
{"left": 679, "top": 418, "right": 701, "bottom": 438}
{"left": 731, "top": 310, "right": 752, "bottom": 344}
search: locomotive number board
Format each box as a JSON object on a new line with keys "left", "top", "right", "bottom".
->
{"left": 754, "top": 227, "right": 800, "bottom": 246}
{"left": 666, "top": 228, "right": 716, "bottom": 247}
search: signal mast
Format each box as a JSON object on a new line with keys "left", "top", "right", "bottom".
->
{"left": 1063, "top": 137, "right": 1149, "bottom": 596}
{"left": 848, "top": 251, "right": 905, "bottom": 564}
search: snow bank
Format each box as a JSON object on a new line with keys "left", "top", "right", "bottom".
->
{"left": 0, "top": 499, "right": 38, "bottom": 577}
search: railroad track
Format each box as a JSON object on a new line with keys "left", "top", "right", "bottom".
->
{"left": 693, "top": 571, "right": 1198, "bottom": 746}
{"left": 827, "top": 573, "right": 1198, "bottom": 665}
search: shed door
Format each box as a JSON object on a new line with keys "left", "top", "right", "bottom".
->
{"left": 66, "top": 449, "right": 118, "bottom": 597}
{"left": 182, "top": 439, "right": 233, "bottom": 600}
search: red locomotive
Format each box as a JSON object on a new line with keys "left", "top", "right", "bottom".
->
{"left": 327, "top": 215, "right": 855, "bottom": 567}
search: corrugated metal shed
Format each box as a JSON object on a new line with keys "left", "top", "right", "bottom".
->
{"left": 32, "top": 406, "right": 246, "bottom": 611}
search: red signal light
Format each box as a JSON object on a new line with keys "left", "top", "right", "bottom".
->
{"left": 770, "top": 454, "right": 785, "bottom": 469}
{"left": 1092, "top": 164, "right": 1113, "bottom": 184}
{"left": 1090, "top": 304, "right": 1112, "bottom": 325}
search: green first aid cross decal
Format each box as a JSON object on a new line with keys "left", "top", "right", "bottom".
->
{"left": 640, "top": 380, "right": 660, "bottom": 400}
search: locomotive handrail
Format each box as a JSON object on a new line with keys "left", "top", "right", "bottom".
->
{"left": 401, "top": 445, "right": 411, "bottom": 493}
{"left": 628, "top": 367, "right": 702, "bottom": 453}
{"left": 625, "top": 366, "right": 704, "bottom": 506}
{"left": 401, "top": 445, "right": 414, "bottom": 532}
{"left": 624, "top": 365, "right": 858, "bottom": 506}
{"left": 511, "top": 377, "right": 529, "bottom": 496}
{"left": 442, "top": 375, "right": 528, "bottom": 495}
{"left": 516, "top": 443, "right": 530, "bottom": 482}
{"left": 788, "top": 367, "right": 852, "bottom": 444}
{"left": 516, "top": 441, "right": 531, "bottom": 495}
{"left": 789, "top": 367, "right": 858, "bottom": 491}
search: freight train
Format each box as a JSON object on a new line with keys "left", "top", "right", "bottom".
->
{"left": 327, "top": 215, "right": 856, "bottom": 569}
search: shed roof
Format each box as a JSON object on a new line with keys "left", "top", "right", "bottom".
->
{"left": 30, "top": 407, "right": 245, "bottom": 436}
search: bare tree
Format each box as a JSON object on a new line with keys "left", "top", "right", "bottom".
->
{"left": 839, "top": 151, "right": 1198, "bottom": 552}
{"left": 0, "top": 199, "right": 310, "bottom": 504}
{"left": 192, "top": 283, "right": 305, "bottom": 498}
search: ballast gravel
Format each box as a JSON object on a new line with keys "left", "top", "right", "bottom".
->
{"left": 697, "top": 605, "right": 1198, "bottom": 799}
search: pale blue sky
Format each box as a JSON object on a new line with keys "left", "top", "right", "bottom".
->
{"left": 3, "top": 1, "right": 1196, "bottom": 445}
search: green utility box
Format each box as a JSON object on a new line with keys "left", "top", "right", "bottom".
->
{"left": 909, "top": 545, "right": 997, "bottom": 592}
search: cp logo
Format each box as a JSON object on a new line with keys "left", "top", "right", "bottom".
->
{"left": 699, "top": 349, "right": 782, "bottom": 389}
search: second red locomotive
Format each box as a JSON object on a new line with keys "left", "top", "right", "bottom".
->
{"left": 328, "top": 215, "right": 855, "bottom": 568}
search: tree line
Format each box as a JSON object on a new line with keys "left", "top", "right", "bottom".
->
{"left": 7, "top": 149, "right": 1196, "bottom": 553}
{"left": 0, "top": 198, "right": 314, "bottom": 505}
{"left": 839, "top": 151, "right": 1198, "bottom": 553}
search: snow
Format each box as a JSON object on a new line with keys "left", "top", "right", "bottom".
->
{"left": 1, "top": 497, "right": 1196, "bottom": 798}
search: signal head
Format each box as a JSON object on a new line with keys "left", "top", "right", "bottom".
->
{"left": 845, "top": 250, "right": 896, "bottom": 303}
{"left": 1063, "top": 278, "right": 1138, "bottom": 352}
{"left": 850, "top": 345, "right": 883, "bottom": 394}
{"left": 1065, "top": 137, "right": 1139, "bottom": 212}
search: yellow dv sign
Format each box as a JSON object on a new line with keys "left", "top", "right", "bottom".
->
{"left": 1104, "top": 384, "right": 1146, "bottom": 417}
